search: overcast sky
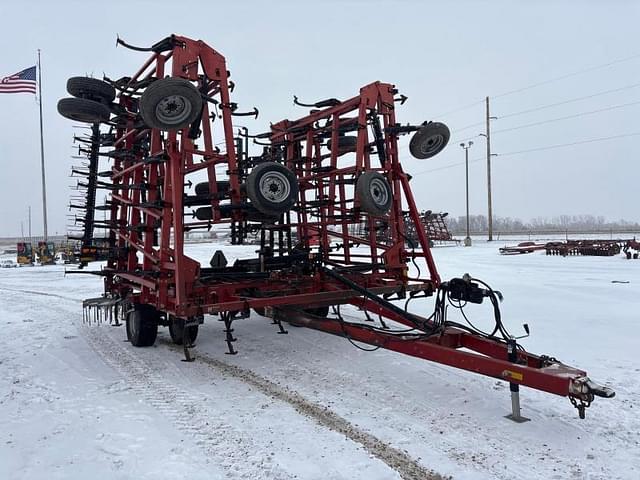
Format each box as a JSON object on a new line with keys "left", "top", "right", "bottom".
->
{"left": 0, "top": 0, "right": 638, "bottom": 237}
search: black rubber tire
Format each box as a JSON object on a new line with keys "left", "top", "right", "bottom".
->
{"left": 126, "top": 306, "right": 158, "bottom": 347}
{"left": 67, "top": 77, "right": 116, "bottom": 103}
{"left": 126, "top": 311, "right": 136, "bottom": 341}
{"left": 356, "top": 171, "right": 392, "bottom": 215}
{"left": 327, "top": 135, "right": 357, "bottom": 153}
{"left": 195, "top": 207, "right": 213, "bottom": 221}
{"left": 246, "top": 162, "right": 299, "bottom": 216}
{"left": 246, "top": 208, "right": 280, "bottom": 223}
{"left": 195, "top": 180, "right": 231, "bottom": 196}
{"left": 304, "top": 306, "right": 330, "bottom": 318}
{"left": 139, "top": 77, "right": 203, "bottom": 130}
{"left": 168, "top": 317, "right": 199, "bottom": 345}
{"left": 57, "top": 97, "right": 111, "bottom": 124}
{"left": 409, "top": 122, "right": 450, "bottom": 159}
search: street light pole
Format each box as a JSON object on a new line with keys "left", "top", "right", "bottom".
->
{"left": 460, "top": 141, "right": 473, "bottom": 246}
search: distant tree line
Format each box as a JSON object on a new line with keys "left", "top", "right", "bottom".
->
{"left": 445, "top": 214, "right": 640, "bottom": 234}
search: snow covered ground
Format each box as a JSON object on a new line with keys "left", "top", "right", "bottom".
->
{"left": 0, "top": 240, "right": 638, "bottom": 479}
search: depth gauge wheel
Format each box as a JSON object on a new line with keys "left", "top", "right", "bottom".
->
{"left": 57, "top": 97, "right": 111, "bottom": 124}
{"left": 195, "top": 180, "right": 231, "bottom": 196}
{"left": 409, "top": 122, "right": 450, "bottom": 159}
{"left": 304, "top": 306, "right": 330, "bottom": 318}
{"left": 246, "top": 162, "right": 299, "bottom": 216}
{"left": 139, "top": 77, "right": 203, "bottom": 130}
{"left": 327, "top": 135, "right": 358, "bottom": 154}
{"left": 356, "top": 171, "right": 392, "bottom": 215}
{"left": 284, "top": 306, "right": 329, "bottom": 327}
{"left": 67, "top": 77, "right": 116, "bottom": 103}
{"left": 126, "top": 305, "right": 158, "bottom": 347}
{"left": 168, "top": 317, "right": 199, "bottom": 345}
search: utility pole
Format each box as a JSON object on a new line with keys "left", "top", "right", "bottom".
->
{"left": 37, "top": 49, "right": 48, "bottom": 241}
{"left": 486, "top": 96, "right": 493, "bottom": 241}
{"left": 480, "top": 97, "right": 497, "bottom": 241}
{"left": 460, "top": 141, "right": 473, "bottom": 247}
{"left": 28, "top": 206, "right": 32, "bottom": 240}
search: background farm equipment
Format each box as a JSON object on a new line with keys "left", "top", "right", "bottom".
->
{"left": 16, "top": 242, "right": 35, "bottom": 265}
{"left": 405, "top": 210, "right": 458, "bottom": 247}
{"left": 500, "top": 239, "right": 634, "bottom": 258}
{"left": 57, "top": 34, "right": 614, "bottom": 419}
{"left": 36, "top": 241, "right": 56, "bottom": 265}
{"left": 499, "top": 241, "right": 548, "bottom": 255}
{"left": 545, "top": 239, "right": 624, "bottom": 256}
{"left": 623, "top": 238, "right": 640, "bottom": 259}
{"left": 351, "top": 210, "right": 457, "bottom": 248}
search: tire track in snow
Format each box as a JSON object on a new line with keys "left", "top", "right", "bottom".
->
{"left": 2, "top": 286, "right": 293, "bottom": 480}
{"left": 3, "top": 284, "right": 445, "bottom": 479}
{"left": 161, "top": 340, "right": 447, "bottom": 480}
{"left": 81, "top": 326, "right": 297, "bottom": 480}
{"left": 0, "top": 285, "right": 79, "bottom": 303}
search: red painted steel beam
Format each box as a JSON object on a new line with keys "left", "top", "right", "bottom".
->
{"left": 277, "top": 308, "right": 592, "bottom": 401}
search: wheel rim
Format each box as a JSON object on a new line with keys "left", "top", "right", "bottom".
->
{"left": 369, "top": 177, "right": 389, "bottom": 207}
{"left": 259, "top": 171, "right": 291, "bottom": 203}
{"left": 420, "top": 133, "right": 445, "bottom": 156}
{"left": 155, "top": 94, "right": 193, "bottom": 125}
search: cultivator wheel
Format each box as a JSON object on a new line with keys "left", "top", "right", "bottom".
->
{"left": 168, "top": 317, "right": 199, "bottom": 345}
{"left": 409, "top": 122, "right": 450, "bottom": 159}
{"left": 195, "top": 181, "right": 231, "bottom": 196}
{"left": 126, "top": 306, "right": 158, "bottom": 347}
{"left": 57, "top": 97, "right": 111, "bottom": 123}
{"left": 66, "top": 77, "right": 116, "bottom": 103}
{"left": 327, "top": 135, "right": 358, "bottom": 154}
{"left": 304, "top": 306, "right": 330, "bottom": 318}
{"left": 356, "top": 171, "right": 392, "bottom": 215}
{"left": 139, "top": 77, "right": 203, "bottom": 130}
{"left": 246, "top": 162, "right": 299, "bottom": 216}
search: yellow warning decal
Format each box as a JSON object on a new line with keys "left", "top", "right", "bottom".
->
{"left": 502, "top": 370, "right": 524, "bottom": 381}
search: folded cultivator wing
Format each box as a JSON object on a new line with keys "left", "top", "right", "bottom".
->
{"left": 59, "top": 34, "right": 614, "bottom": 419}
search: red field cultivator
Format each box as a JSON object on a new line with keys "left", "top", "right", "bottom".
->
{"left": 623, "top": 238, "right": 640, "bottom": 259}
{"left": 58, "top": 34, "right": 614, "bottom": 419}
{"left": 500, "top": 239, "right": 635, "bottom": 258}
{"left": 406, "top": 210, "right": 458, "bottom": 246}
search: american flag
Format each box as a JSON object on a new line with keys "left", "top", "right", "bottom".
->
{"left": 0, "top": 66, "right": 37, "bottom": 94}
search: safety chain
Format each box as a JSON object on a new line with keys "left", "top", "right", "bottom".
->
{"left": 569, "top": 394, "right": 593, "bottom": 419}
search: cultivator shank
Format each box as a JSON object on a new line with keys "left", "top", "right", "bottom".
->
{"left": 58, "top": 34, "right": 614, "bottom": 419}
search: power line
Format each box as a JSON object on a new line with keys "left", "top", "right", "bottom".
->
{"left": 451, "top": 120, "right": 486, "bottom": 134}
{"left": 431, "top": 51, "right": 640, "bottom": 120}
{"left": 492, "top": 52, "right": 640, "bottom": 99}
{"left": 411, "top": 156, "right": 484, "bottom": 177}
{"left": 402, "top": 78, "right": 640, "bottom": 154}
{"left": 496, "top": 131, "right": 640, "bottom": 157}
{"left": 497, "top": 81, "right": 640, "bottom": 119}
{"left": 448, "top": 133, "right": 482, "bottom": 147}
{"left": 434, "top": 99, "right": 484, "bottom": 119}
{"left": 410, "top": 131, "right": 640, "bottom": 177}
{"left": 443, "top": 95, "right": 640, "bottom": 146}
{"left": 492, "top": 100, "right": 640, "bottom": 135}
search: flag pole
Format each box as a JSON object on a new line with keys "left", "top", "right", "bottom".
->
{"left": 37, "top": 49, "right": 48, "bottom": 241}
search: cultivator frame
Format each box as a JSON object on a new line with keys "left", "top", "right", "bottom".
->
{"left": 59, "top": 34, "right": 614, "bottom": 419}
